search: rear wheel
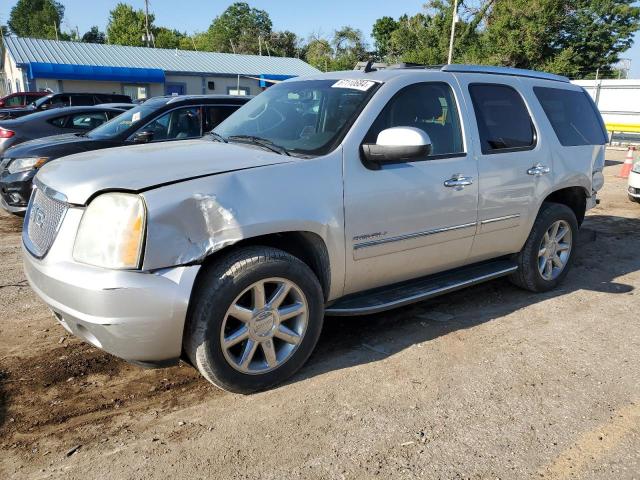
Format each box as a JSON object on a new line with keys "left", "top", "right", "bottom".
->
{"left": 510, "top": 203, "right": 578, "bottom": 292}
{"left": 183, "top": 246, "right": 324, "bottom": 394}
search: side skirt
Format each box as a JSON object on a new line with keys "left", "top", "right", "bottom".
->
{"left": 325, "top": 258, "right": 517, "bottom": 316}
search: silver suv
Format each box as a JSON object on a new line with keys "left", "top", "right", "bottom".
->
{"left": 22, "top": 65, "right": 607, "bottom": 393}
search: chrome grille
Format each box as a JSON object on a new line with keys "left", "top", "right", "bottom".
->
{"left": 25, "top": 188, "right": 68, "bottom": 258}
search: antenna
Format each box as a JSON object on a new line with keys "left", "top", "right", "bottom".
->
{"left": 363, "top": 60, "right": 377, "bottom": 73}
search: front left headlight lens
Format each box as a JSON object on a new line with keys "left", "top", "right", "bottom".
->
{"left": 73, "top": 193, "right": 146, "bottom": 269}
{"left": 7, "top": 157, "right": 48, "bottom": 174}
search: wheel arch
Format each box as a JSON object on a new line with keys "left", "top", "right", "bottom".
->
{"left": 541, "top": 186, "right": 589, "bottom": 226}
{"left": 196, "top": 231, "right": 332, "bottom": 302}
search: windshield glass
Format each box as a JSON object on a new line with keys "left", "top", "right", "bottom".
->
{"left": 87, "top": 104, "right": 157, "bottom": 139}
{"left": 214, "top": 79, "right": 379, "bottom": 156}
{"left": 31, "top": 95, "right": 53, "bottom": 108}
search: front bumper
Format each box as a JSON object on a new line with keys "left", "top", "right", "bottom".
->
{"left": 629, "top": 170, "right": 640, "bottom": 198}
{"left": 22, "top": 207, "right": 200, "bottom": 365}
{"left": 0, "top": 168, "right": 35, "bottom": 213}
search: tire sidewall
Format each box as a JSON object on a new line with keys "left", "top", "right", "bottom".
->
{"left": 193, "top": 251, "right": 324, "bottom": 393}
{"left": 525, "top": 204, "right": 579, "bottom": 291}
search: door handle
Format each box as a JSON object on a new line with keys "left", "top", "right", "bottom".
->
{"left": 444, "top": 174, "right": 474, "bottom": 188}
{"left": 527, "top": 163, "right": 551, "bottom": 176}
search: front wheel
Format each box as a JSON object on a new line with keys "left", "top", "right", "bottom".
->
{"left": 183, "top": 246, "right": 324, "bottom": 394}
{"left": 510, "top": 203, "right": 578, "bottom": 292}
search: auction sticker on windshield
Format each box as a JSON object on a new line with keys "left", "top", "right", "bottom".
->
{"left": 332, "top": 79, "right": 376, "bottom": 91}
{"left": 131, "top": 112, "right": 141, "bottom": 123}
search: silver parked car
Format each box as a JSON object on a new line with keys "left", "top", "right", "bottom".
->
{"left": 22, "top": 65, "right": 607, "bottom": 393}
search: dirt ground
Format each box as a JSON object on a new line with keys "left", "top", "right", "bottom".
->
{"left": 1, "top": 150, "right": 639, "bottom": 480}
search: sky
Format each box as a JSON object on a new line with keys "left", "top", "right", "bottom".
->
{"left": 2, "top": 0, "right": 640, "bottom": 78}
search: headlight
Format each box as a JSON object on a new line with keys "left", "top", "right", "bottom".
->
{"left": 73, "top": 193, "right": 146, "bottom": 269}
{"left": 7, "top": 157, "right": 48, "bottom": 174}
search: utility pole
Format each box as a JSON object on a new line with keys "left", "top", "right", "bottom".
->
{"left": 447, "top": 0, "right": 459, "bottom": 65}
{"left": 53, "top": 22, "right": 59, "bottom": 41}
{"left": 144, "top": 0, "right": 152, "bottom": 47}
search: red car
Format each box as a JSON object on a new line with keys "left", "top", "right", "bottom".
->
{"left": 0, "top": 91, "right": 49, "bottom": 109}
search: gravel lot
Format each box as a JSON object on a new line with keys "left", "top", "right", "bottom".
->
{"left": 1, "top": 150, "right": 639, "bottom": 479}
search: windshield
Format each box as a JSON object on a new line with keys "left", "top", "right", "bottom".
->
{"left": 87, "top": 104, "right": 157, "bottom": 139}
{"left": 213, "top": 79, "right": 379, "bottom": 156}
{"left": 31, "top": 95, "right": 53, "bottom": 108}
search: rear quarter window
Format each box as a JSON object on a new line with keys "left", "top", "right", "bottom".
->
{"left": 533, "top": 87, "right": 607, "bottom": 146}
{"left": 468, "top": 84, "right": 536, "bottom": 154}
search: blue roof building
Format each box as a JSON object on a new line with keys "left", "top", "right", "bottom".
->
{"left": 1, "top": 36, "right": 320, "bottom": 99}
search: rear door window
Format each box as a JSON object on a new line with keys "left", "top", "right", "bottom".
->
{"left": 203, "top": 105, "right": 238, "bottom": 132}
{"left": 70, "top": 111, "right": 109, "bottom": 130}
{"left": 469, "top": 84, "right": 535, "bottom": 154}
{"left": 71, "top": 95, "right": 94, "bottom": 106}
{"left": 533, "top": 87, "right": 607, "bottom": 146}
{"left": 5, "top": 95, "right": 24, "bottom": 107}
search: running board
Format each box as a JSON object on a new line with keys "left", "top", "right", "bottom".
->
{"left": 325, "top": 259, "right": 518, "bottom": 316}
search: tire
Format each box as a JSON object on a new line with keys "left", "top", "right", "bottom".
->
{"left": 183, "top": 246, "right": 324, "bottom": 394}
{"left": 509, "top": 202, "right": 579, "bottom": 292}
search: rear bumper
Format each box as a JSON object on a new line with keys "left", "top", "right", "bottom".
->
{"left": 23, "top": 247, "right": 200, "bottom": 365}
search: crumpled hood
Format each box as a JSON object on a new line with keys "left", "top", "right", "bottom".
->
{"left": 35, "top": 139, "right": 294, "bottom": 205}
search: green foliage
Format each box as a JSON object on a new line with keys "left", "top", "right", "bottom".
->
{"left": 206, "top": 2, "right": 273, "bottom": 54}
{"left": 372, "top": 16, "right": 398, "bottom": 58}
{"left": 82, "top": 26, "right": 106, "bottom": 44}
{"left": 8, "top": 0, "right": 65, "bottom": 39}
{"left": 106, "top": 3, "right": 153, "bottom": 47}
{"left": 371, "top": 0, "right": 640, "bottom": 77}
{"left": 306, "top": 38, "right": 333, "bottom": 71}
{"left": 268, "top": 31, "right": 300, "bottom": 57}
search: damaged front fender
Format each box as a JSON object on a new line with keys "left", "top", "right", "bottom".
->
{"left": 140, "top": 151, "right": 346, "bottom": 300}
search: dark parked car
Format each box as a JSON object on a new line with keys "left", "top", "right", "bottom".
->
{"left": 0, "top": 95, "right": 249, "bottom": 214}
{"left": 0, "top": 91, "right": 49, "bottom": 109}
{"left": 0, "top": 105, "right": 128, "bottom": 156}
{"left": 0, "top": 92, "right": 132, "bottom": 120}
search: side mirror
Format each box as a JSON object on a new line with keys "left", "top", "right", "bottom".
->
{"left": 361, "top": 127, "right": 432, "bottom": 167}
{"left": 132, "top": 130, "right": 154, "bottom": 143}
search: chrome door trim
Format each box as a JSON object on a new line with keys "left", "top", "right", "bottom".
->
{"left": 480, "top": 214, "right": 521, "bottom": 225}
{"left": 353, "top": 222, "right": 477, "bottom": 250}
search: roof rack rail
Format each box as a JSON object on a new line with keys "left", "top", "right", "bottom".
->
{"left": 440, "top": 64, "right": 570, "bottom": 83}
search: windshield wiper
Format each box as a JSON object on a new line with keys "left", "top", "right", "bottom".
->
{"left": 227, "top": 135, "right": 290, "bottom": 156}
{"left": 209, "top": 131, "right": 228, "bottom": 143}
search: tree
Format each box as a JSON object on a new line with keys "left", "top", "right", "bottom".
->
{"left": 106, "top": 3, "right": 153, "bottom": 47}
{"left": 305, "top": 37, "right": 333, "bottom": 71}
{"left": 207, "top": 2, "right": 272, "bottom": 54}
{"left": 268, "top": 31, "right": 300, "bottom": 57}
{"left": 154, "top": 27, "right": 188, "bottom": 49}
{"left": 82, "top": 26, "right": 106, "bottom": 44}
{"left": 331, "top": 26, "right": 367, "bottom": 70}
{"left": 559, "top": 0, "right": 640, "bottom": 76}
{"left": 372, "top": 16, "right": 398, "bottom": 58}
{"left": 8, "top": 0, "right": 65, "bottom": 39}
